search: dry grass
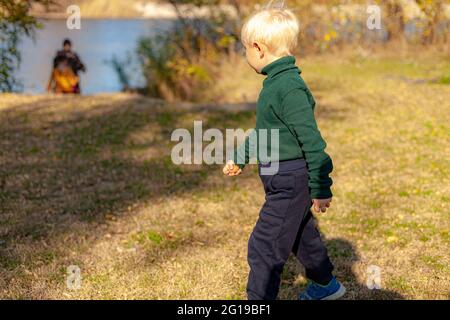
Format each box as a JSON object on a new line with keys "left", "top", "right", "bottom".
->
{"left": 0, "top": 51, "right": 449, "bottom": 299}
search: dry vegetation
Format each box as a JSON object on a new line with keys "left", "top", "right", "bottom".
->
{"left": 0, "top": 50, "right": 449, "bottom": 299}
{"left": 32, "top": 0, "right": 203, "bottom": 19}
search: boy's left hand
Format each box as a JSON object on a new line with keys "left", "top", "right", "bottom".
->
{"left": 312, "top": 198, "right": 332, "bottom": 213}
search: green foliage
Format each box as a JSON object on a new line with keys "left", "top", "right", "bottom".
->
{"left": 107, "top": 55, "right": 132, "bottom": 91}
{"left": 137, "top": 0, "right": 240, "bottom": 101}
{"left": 136, "top": 0, "right": 449, "bottom": 100}
{"left": 414, "top": 0, "right": 447, "bottom": 44}
{"left": 0, "top": 0, "right": 54, "bottom": 92}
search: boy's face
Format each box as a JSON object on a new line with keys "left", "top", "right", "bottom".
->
{"left": 244, "top": 42, "right": 277, "bottom": 74}
{"left": 245, "top": 43, "right": 265, "bottom": 74}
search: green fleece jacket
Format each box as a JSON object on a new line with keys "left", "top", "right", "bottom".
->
{"left": 233, "top": 55, "right": 333, "bottom": 199}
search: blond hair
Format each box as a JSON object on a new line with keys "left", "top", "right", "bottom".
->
{"left": 241, "top": 6, "right": 300, "bottom": 56}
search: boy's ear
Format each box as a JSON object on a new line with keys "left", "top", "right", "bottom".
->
{"left": 253, "top": 42, "right": 265, "bottom": 59}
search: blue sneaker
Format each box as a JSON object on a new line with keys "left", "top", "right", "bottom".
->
{"left": 299, "top": 277, "right": 346, "bottom": 300}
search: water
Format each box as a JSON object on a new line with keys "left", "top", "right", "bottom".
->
{"left": 17, "top": 19, "right": 173, "bottom": 95}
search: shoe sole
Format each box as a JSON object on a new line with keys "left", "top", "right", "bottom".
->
{"left": 321, "top": 284, "right": 346, "bottom": 300}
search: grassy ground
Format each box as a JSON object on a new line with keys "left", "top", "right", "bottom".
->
{"left": 0, "top": 52, "right": 449, "bottom": 299}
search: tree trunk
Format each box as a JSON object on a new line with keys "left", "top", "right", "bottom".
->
{"left": 383, "top": 0, "right": 405, "bottom": 42}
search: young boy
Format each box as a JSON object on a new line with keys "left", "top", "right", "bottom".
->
{"left": 223, "top": 7, "right": 345, "bottom": 300}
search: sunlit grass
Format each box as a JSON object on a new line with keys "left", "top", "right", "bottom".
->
{"left": 0, "top": 50, "right": 449, "bottom": 299}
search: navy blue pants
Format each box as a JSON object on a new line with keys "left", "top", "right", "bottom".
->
{"left": 247, "top": 159, "right": 334, "bottom": 300}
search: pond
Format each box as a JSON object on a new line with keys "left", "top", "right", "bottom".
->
{"left": 17, "top": 19, "right": 173, "bottom": 95}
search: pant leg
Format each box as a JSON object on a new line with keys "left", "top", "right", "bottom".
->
{"left": 292, "top": 210, "right": 334, "bottom": 285}
{"left": 247, "top": 169, "right": 313, "bottom": 300}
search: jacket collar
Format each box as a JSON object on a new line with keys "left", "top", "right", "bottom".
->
{"left": 261, "top": 55, "right": 300, "bottom": 79}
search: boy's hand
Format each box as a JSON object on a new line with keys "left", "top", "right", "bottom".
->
{"left": 312, "top": 198, "right": 332, "bottom": 213}
{"left": 223, "top": 160, "right": 242, "bottom": 176}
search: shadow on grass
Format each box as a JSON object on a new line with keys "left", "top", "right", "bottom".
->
{"left": 0, "top": 95, "right": 256, "bottom": 294}
{"left": 280, "top": 238, "right": 405, "bottom": 300}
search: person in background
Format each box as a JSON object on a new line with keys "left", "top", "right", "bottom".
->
{"left": 47, "top": 58, "right": 79, "bottom": 94}
{"left": 48, "top": 38, "right": 86, "bottom": 94}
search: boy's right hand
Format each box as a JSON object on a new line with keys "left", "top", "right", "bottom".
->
{"left": 312, "top": 198, "right": 332, "bottom": 213}
{"left": 223, "top": 160, "right": 242, "bottom": 176}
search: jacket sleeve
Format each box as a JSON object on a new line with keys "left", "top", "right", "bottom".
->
{"left": 74, "top": 54, "right": 86, "bottom": 72}
{"left": 280, "top": 88, "right": 333, "bottom": 199}
{"left": 232, "top": 129, "right": 256, "bottom": 169}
